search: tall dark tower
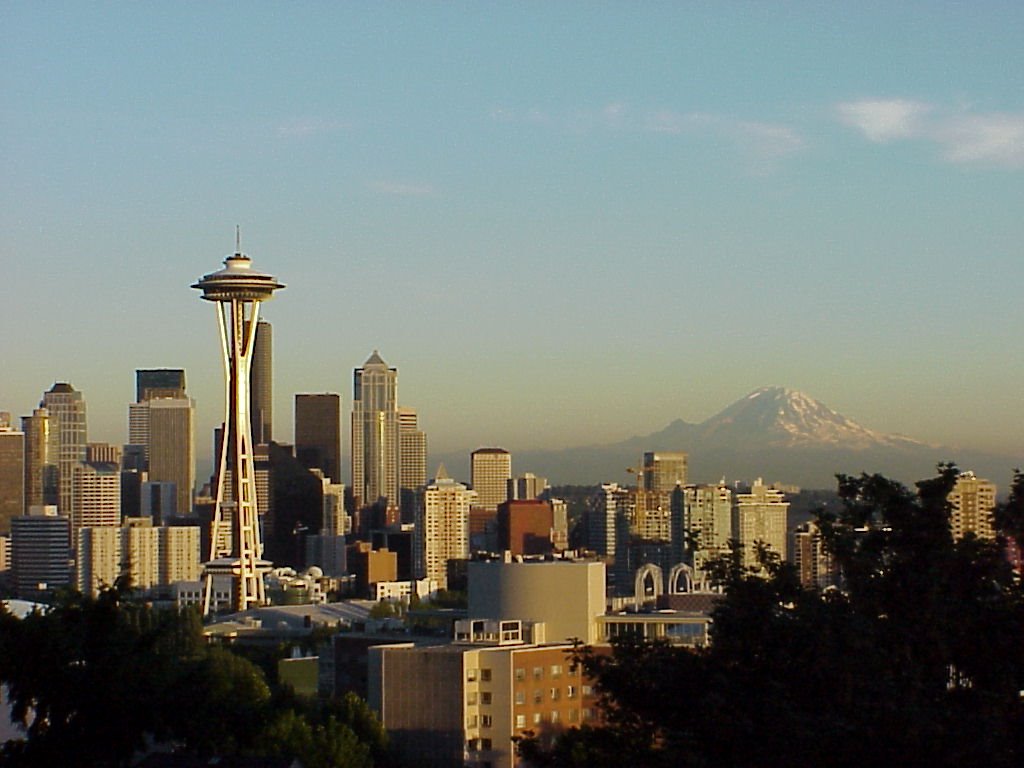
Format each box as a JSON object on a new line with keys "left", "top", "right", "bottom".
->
{"left": 193, "top": 236, "right": 283, "bottom": 614}
{"left": 295, "top": 393, "right": 341, "bottom": 482}
{"left": 250, "top": 321, "right": 272, "bottom": 445}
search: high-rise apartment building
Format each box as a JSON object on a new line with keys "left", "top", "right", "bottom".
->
{"left": 588, "top": 483, "right": 628, "bottom": 559}
{"left": 416, "top": 465, "right": 475, "bottom": 589}
{"left": 0, "top": 423, "right": 25, "bottom": 534}
{"left": 471, "top": 448, "right": 512, "bottom": 512}
{"left": 22, "top": 407, "right": 56, "bottom": 509}
{"left": 77, "top": 519, "right": 200, "bottom": 597}
{"left": 398, "top": 407, "right": 427, "bottom": 520}
{"left": 295, "top": 393, "right": 342, "bottom": 482}
{"left": 948, "top": 471, "right": 997, "bottom": 540}
{"left": 642, "top": 451, "right": 688, "bottom": 494}
{"left": 733, "top": 478, "right": 788, "bottom": 568}
{"left": 351, "top": 351, "right": 399, "bottom": 509}
{"left": 41, "top": 382, "right": 87, "bottom": 516}
{"left": 677, "top": 482, "right": 734, "bottom": 570}
{"left": 793, "top": 520, "right": 837, "bottom": 589}
{"left": 71, "top": 461, "right": 121, "bottom": 534}
{"left": 250, "top": 320, "right": 273, "bottom": 445}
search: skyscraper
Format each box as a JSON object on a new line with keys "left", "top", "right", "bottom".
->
{"left": 642, "top": 451, "right": 688, "bottom": 494}
{"left": 470, "top": 448, "right": 511, "bottom": 512}
{"left": 733, "top": 478, "right": 788, "bottom": 568}
{"left": 21, "top": 407, "right": 56, "bottom": 509}
{"left": 147, "top": 398, "right": 195, "bottom": 514}
{"left": 0, "top": 422, "right": 25, "bottom": 534}
{"left": 136, "top": 369, "right": 186, "bottom": 401}
{"left": 71, "top": 461, "right": 121, "bottom": 534}
{"left": 295, "top": 393, "right": 342, "bottom": 482}
{"left": 398, "top": 407, "right": 427, "bottom": 521}
{"left": 351, "top": 351, "right": 399, "bottom": 509}
{"left": 193, "top": 240, "right": 284, "bottom": 613}
{"left": 250, "top": 320, "right": 273, "bottom": 445}
{"left": 415, "top": 465, "right": 474, "bottom": 589}
{"left": 41, "top": 382, "right": 87, "bottom": 516}
{"left": 129, "top": 370, "right": 195, "bottom": 515}
{"left": 948, "top": 471, "right": 997, "bottom": 540}
{"left": 11, "top": 506, "right": 71, "bottom": 598}
{"left": 677, "top": 482, "right": 733, "bottom": 570}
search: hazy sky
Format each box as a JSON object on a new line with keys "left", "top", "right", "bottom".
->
{"left": 2, "top": 2, "right": 1022, "bottom": 470}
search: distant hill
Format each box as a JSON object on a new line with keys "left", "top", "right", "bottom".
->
{"left": 432, "top": 387, "right": 1021, "bottom": 490}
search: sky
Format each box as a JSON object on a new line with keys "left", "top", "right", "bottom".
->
{"left": 2, "top": 2, "right": 1022, "bottom": 475}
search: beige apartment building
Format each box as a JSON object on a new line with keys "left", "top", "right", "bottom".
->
{"left": 369, "top": 619, "right": 597, "bottom": 768}
{"left": 948, "top": 471, "right": 996, "bottom": 540}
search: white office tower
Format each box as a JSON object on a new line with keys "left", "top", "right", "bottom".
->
{"left": 41, "top": 383, "right": 87, "bottom": 517}
{"left": 192, "top": 238, "right": 284, "bottom": 613}
{"left": 733, "top": 478, "right": 789, "bottom": 569}
{"left": 416, "top": 465, "right": 475, "bottom": 589}
{"left": 351, "top": 351, "right": 400, "bottom": 509}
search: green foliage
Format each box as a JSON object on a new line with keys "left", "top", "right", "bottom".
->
{"left": 0, "top": 588, "right": 389, "bottom": 767}
{"left": 521, "top": 466, "right": 1024, "bottom": 768}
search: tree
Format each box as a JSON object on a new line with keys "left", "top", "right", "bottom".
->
{"left": 520, "top": 466, "right": 1024, "bottom": 768}
{"left": 1, "top": 587, "right": 390, "bottom": 767}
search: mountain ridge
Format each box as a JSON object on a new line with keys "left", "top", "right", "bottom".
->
{"left": 431, "top": 387, "right": 1018, "bottom": 490}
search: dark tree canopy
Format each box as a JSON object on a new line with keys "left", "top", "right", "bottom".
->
{"left": 0, "top": 586, "right": 388, "bottom": 767}
{"left": 520, "top": 465, "right": 1024, "bottom": 768}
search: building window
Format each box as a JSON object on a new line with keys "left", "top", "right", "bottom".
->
{"left": 550, "top": 664, "right": 562, "bottom": 678}
{"left": 583, "top": 708, "right": 595, "bottom": 721}
{"left": 516, "top": 714, "right": 526, "bottom": 729}
{"left": 481, "top": 715, "right": 492, "bottom": 728}
{"left": 533, "top": 712, "right": 542, "bottom": 725}
{"left": 515, "top": 691, "right": 525, "bottom": 705}
{"left": 550, "top": 688, "right": 560, "bottom": 701}
{"left": 467, "top": 715, "right": 478, "bottom": 728}
{"left": 515, "top": 667, "right": 526, "bottom": 681}
{"left": 533, "top": 666, "right": 543, "bottom": 680}
{"left": 551, "top": 710, "right": 560, "bottom": 723}
{"left": 581, "top": 685, "right": 593, "bottom": 697}
{"left": 481, "top": 739, "right": 492, "bottom": 751}
{"left": 533, "top": 689, "right": 543, "bottom": 704}
{"left": 467, "top": 668, "right": 477, "bottom": 682}
{"left": 566, "top": 685, "right": 577, "bottom": 699}
{"left": 568, "top": 708, "right": 579, "bottom": 723}
{"left": 481, "top": 668, "right": 492, "bottom": 682}
{"left": 481, "top": 692, "right": 492, "bottom": 705}
{"left": 467, "top": 691, "right": 478, "bottom": 705}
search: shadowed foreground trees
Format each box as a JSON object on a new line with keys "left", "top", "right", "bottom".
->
{"left": 0, "top": 585, "right": 388, "bottom": 768}
{"left": 520, "top": 466, "right": 1024, "bottom": 768}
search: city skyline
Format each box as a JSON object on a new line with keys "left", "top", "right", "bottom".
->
{"left": 2, "top": 4, "right": 1022, "bottom": 463}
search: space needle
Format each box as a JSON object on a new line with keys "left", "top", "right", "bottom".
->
{"left": 193, "top": 232, "right": 284, "bottom": 614}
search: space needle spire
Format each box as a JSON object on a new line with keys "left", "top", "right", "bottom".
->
{"left": 192, "top": 236, "right": 284, "bottom": 614}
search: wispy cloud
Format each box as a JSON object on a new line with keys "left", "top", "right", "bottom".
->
{"left": 837, "top": 99, "right": 1024, "bottom": 169}
{"left": 836, "top": 99, "right": 930, "bottom": 142}
{"left": 491, "top": 103, "right": 803, "bottom": 171}
{"left": 274, "top": 117, "right": 352, "bottom": 138}
{"left": 369, "top": 180, "right": 436, "bottom": 197}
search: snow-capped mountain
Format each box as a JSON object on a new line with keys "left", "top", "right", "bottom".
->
{"left": 688, "top": 386, "right": 925, "bottom": 450}
{"left": 435, "top": 387, "right": 1014, "bottom": 488}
